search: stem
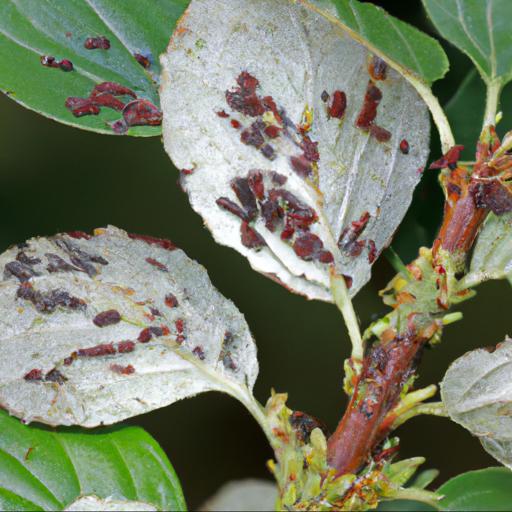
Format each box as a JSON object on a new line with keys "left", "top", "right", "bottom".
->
{"left": 413, "top": 80, "right": 456, "bottom": 154}
{"left": 384, "top": 247, "right": 410, "bottom": 277}
{"left": 483, "top": 79, "right": 502, "bottom": 129}
{"left": 330, "top": 271, "right": 364, "bottom": 364}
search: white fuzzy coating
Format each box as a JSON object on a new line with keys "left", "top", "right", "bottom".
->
{"left": 441, "top": 338, "right": 512, "bottom": 469}
{"left": 0, "top": 226, "right": 258, "bottom": 427}
{"left": 160, "top": 0, "right": 430, "bottom": 301}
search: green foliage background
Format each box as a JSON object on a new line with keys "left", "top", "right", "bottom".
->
{"left": 0, "top": 0, "right": 510, "bottom": 508}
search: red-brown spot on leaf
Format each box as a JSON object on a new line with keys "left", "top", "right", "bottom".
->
{"left": 230, "top": 119, "right": 241, "bottom": 129}
{"left": 138, "top": 328, "right": 153, "bottom": 343}
{"left": 240, "top": 222, "right": 266, "bottom": 249}
{"left": 264, "top": 125, "right": 281, "bottom": 138}
{"left": 145, "top": 257, "right": 169, "bottom": 272}
{"left": 84, "top": 36, "right": 110, "bottom": 50}
{"left": 399, "top": 139, "right": 410, "bottom": 154}
{"left": 231, "top": 177, "right": 258, "bottom": 220}
{"left": 293, "top": 233, "right": 324, "bottom": 261}
{"left": 225, "top": 71, "right": 265, "bottom": 117}
{"left": 248, "top": 170, "right": 265, "bottom": 200}
{"left": 110, "top": 364, "right": 135, "bottom": 375}
{"left": 59, "top": 59, "right": 74, "bottom": 72}
{"left": 290, "top": 155, "right": 312, "bottom": 178}
{"left": 368, "top": 56, "right": 387, "bottom": 81}
{"left": 45, "top": 368, "right": 67, "bottom": 384}
{"left": 217, "top": 110, "right": 230, "bottom": 118}
{"left": 93, "top": 310, "right": 121, "bottom": 327}
{"left": 122, "top": 99, "right": 162, "bottom": 128}
{"left": 92, "top": 82, "right": 137, "bottom": 98}
{"left": 165, "top": 293, "right": 179, "bottom": 308}
{"left": 24, "top": 369, "right": 43, "bottom": 381}
{"left": 128, "top": 233, "right": 176, "bottom": 251}
{"left": 370, "top": 125, "right": 391, "bottom": 143}
{"left": 134, "top": 53, "right": 150, "bottom": 68}
{"left": 192, "top": 346, "right": 206, "bottom": 360}
{"left": 117, "top": 341, "right": 136, "bottom": 353}
{"left": 367, "top": 240, "right": 377, "bottom": 263}
{"left": 216, "top": 197, "right": 249, "bottom": 221}
{"left": 78, "top": 343, "right": 116, "bottom": 357}
{"left": 356, "top": 81, "right": 382, "bottom": 130}
{"left": 67, "top": 231, "right": 92, "bottom": 240}
{"left": 329, "top": 90, "right": 347, "bottom": 119}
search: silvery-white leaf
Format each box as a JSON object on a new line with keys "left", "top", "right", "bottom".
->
{"left": 441, "top": 338, "right": 512, "bottom": 468}
{"left": 65, "top": 495, "right": 157, "bottom": 511}
{"left": 0, "top": 226, "right": 258, "bottom": 427}
{"left": 160, "top": 0, "right": 430, "bottom": 301}
{"left": 467, "top": 212, "right": 512, "bottom": 285}
{"left": 200, "top": 479, "right": 277, "bottom": 512}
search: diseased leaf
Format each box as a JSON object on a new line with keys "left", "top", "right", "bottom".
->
{"left": 466, "top": 211, "right": 512, "bottom": 285}
{"left": 65, "top": 496, "right": 156, "bottom": 511}
{"left": 423, "top": 0, "right": 512, "bottom": 86}
{"left": 0, "top": 410, "right": 186, "bottom": 511}
{"left": 441, "top": 338, "right": 512, "bottom": 468}
{"left": 0, "top": 226, "right": 258, "bottom": 427}
{"left": 437, "top": 467, "right": 512, "bottom": 511}
{"left": 200, "top": 479, "right": 277, "bottom": 512}
{"left": 326, "top": 0, "right": 449, "bottom": 85}
{"left": 0, "top": 0, "right": 188, "bottom": 136}
{"left": 161, "top": 0, "right": 430, "bottom": 301}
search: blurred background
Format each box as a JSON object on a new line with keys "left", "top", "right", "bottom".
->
{"left": 1, "top": 0, "right": 510, "bottom": 508}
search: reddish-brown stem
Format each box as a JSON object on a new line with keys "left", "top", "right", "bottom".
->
{"left": 327, "top": 331, "right": 425, "bottom": 474}
{"left": 327, "top": 141, "right": 497, "bottom": 475}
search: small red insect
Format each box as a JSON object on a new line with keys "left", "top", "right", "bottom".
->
{"left": 84, "top": 36, "right": 111, "bottom": 50}
{"left": 399, "top": 139, "right": 410, "bottom": 154}
{"left": 329, "top": 90, "right": 347, "bottom": 119}
{"left": 134, "top": 53, "right": 151, "bottom": 68}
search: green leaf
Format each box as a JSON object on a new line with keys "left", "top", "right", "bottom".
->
{"left": 0, "top": 0, "right": 188, "bottom": 136}
{"left": 423, "top": 0, "right": 512, "bottom": 87}
{"left": 325, "top": 0, "right": 449, "bottom": 84}
{"left": 378, "top": 500, "right": 437, "bottom": 511}
{"left": 0, "top": 409, "right": 186, "bottom": 511}
{"left": 445, "top": 69, "right": 512, "bottom": 157}
{"left": 438, "top": 467, "right": 512, "bottom": 511}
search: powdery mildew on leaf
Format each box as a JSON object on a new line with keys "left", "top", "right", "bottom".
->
{"left": 161, "top": 0, "right": 430, "bottom": 301}
{"left": 469, "top": 212, "right": 512, "bottom": 283}
{"left": 441, "top": 338, "right": 512, "bottom": 469}
{"left": 0, "top": 226, "right": 258, "bottom": 427}
{"left": 65, "top": 496, "right": 157, "bottom": 511}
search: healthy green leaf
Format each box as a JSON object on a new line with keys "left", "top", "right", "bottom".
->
{"left": 0, "top": 409, "right": 186, "bottom": 511}
{"left": 437, "top": 467, "right": 512, "bottom": 511}
{"left": 423, "top": 0, "right": 512, "bottom": 87}
{"left": 325, "top": 0, "right": 449, "bottom": 84}
{"left": 0, "top": 226, "right": 259, "bottom": 427}
{"left": 161, "top": 0, "right": 431, "bottom": 301}
{"left": 378, "top": 500, "right": 437, "bottom": 511}
{"left": 441, "top": 338, "right": 512, "bottom": 468}
{"left": 0, "top": 0, "right": 188, "bottom": 136}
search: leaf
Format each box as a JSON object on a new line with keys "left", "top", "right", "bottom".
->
{"left": 0, "top": 0, "right": 188, "bottom": 136}
{"left": 465, "top": 211, "right": 512, "bottom": 286}
{"left": 325, "top": 0, "right": 449, "bottom": 85}
{"left": 423, "top": 0, "right": 512, "bottom": 87}
{"left": 0, "top": 409, "right": 186, "bottom": 511}
{"left": 65, "top": 496, "right": 156, "bottom": 511}
{"left": 161, "top": 0, "right": 431, "bottom": 301}
{"left": 441, "top": 338, "right": 512, "bottom": 468}
{"left": 0, "top": 225, "right": 258, "bottom": 427}
{"left": 437, "top": 467, "right": 512, "bottom": 511}
{"left": 378, "top": 500, "right": 437, "bottom": 511}
{"left": 200, "top": 479, "right": 277, "bottom": 512}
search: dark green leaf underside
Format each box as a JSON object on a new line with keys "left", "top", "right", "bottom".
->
{"left": 0, "top": 410, "right": 186, "bottom": 511}
{"left": 438, "top": 467, "right": 512, "bottom": 511}
{"left": 0, "top": 0, "right": 188, "bottom": 136}
{"left": 423, "top": 0, "right": 512, "bottom": 85}
{"left": 330, "top": 0, "right": 449, "bottom": 84}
